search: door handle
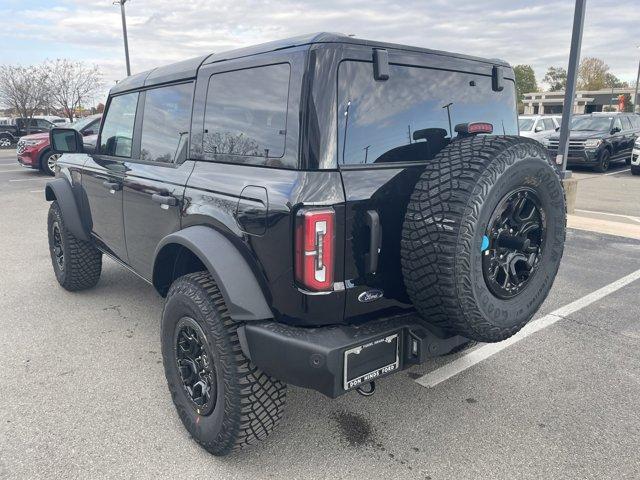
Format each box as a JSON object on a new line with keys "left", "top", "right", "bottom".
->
{"left": 102, "top": 181, "right": 121, "bottom": 193}
{"left": 151, "top": 193, "right": 178, "bottom": 207}
{"left": 365, "top": 210, "right": 381, "bottom": 274}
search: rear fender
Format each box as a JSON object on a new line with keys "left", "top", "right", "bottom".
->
{"left": 153, "top": 226, "right": 273, "bottom": 321}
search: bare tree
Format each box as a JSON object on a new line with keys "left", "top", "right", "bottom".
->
{"left": 0, "top": 64, "right": 50, "bottom": 133}
{"left": 45, "top": 59, "right": 104, "bottom": 121}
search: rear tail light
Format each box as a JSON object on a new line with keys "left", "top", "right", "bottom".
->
{"left": 295, "top": 208, "right": 335, "bottom": 291}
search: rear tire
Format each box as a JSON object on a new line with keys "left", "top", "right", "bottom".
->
{"left": 632, "top": 165, "right": 640, "bottom": 176}
{"left": 401, "top": 136, "right": 566, "bottom": 343}
{"left": 0, "top": 134, "right": 11, "bottom": 148}
{"left": 593, "top": 149, "right": 611, "bottom": 173}
{"left": 47, "top": 201, "right": 102, "bottom": 291}
{"left": 161, "top": 272, "right": 286, "bottom": 456}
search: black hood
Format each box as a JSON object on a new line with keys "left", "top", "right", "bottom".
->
{"left": 547, "top": 129, "right": 608, "bottom": 141}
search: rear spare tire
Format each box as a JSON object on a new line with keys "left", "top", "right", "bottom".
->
{"left": 401, "top": 136, "right": 566, "bottom": 342}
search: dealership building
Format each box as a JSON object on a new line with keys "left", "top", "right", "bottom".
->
{"left": 522, "top": 88, "right": 638, "bottom": 114}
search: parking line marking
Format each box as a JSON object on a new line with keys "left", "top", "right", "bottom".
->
{"left": 415, "top": 267, "right": 640, "bottom": 388}
{"left": 603, "top": 168, "right": 630, "bottom": 176}
{"left": 30, "top": 190, "right": 44, "bottom": 193}
{"left": 575, "top": 209, "right": 640, "bottom": 224}
{"left": 0, "top": 169, "right": 30, "bottom": 174}
{"left": 8, "top": 177, "right": 48, "bottom": 182}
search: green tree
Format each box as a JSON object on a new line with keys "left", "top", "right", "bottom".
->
{"left": 604, "top": 72, "right": 628, "bottom": 89}
{"left": 577, "top": 57, "right": 609, "bottom": 90}
{"left": 543, "top": 66, "right": 567, "bottom": 91}
{"left": 513, "top": 64, "right": 538, "bottom": 101}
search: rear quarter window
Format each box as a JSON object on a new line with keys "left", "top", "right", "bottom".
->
{"left": 201, "top": 63, "right": 291, "bottom": 167}
{"left": 337, "top": 61, "right": 518, "bottom": 166}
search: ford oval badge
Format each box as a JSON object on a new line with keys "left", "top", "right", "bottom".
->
{"left": 358, "top": 289, "right": 384, "bottom": 303}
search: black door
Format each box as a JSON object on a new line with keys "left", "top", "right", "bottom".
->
{"left": 336, "top": 59, "right": 520, "bottom": 321}
{"left": 122, "top": 82, "right": 195, "bottom": 280}
{"left": 83, "top": 91, "right": 139, "bottom": 261}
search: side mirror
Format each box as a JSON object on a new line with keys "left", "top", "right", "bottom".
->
{"left": 50, "top": 128, "right": 83, "bottom": 154}
{"left": 534, "top": 126, "right": 543, "bottom": 133}
{"left": 82, "top": 129, "right": 95, "bottom": 136}
{"left": 611, "top": 127, "right": 621, "bottom": 134}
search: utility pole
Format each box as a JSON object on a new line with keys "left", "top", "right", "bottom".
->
{"left": 114, "top": 0, "right": 131, "bottom": 76}
{"left": 634, "top": 52, "right": 640, "bottom": 113}
{"left": 407, "top": 125, "right": 412, "bottom": 144}
{"left": 556, "top": 0, "right": 586, "bottom": 180}
{"left": 442, "top": 102, "right": 453, "bottom": 137}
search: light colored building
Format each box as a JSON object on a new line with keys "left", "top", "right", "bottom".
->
{"left": 522, "top": 88, "right": 638, "bottom": 114}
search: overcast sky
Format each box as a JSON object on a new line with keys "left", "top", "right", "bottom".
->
{"left": 2, "top": 0, "right": 639, "bottom": 101}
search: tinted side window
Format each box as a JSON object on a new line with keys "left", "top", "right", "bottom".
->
{"left": 543, "top": 118, "right": 555, "bottom": 130}
{"left": 100, "top": 92, "right": 138, "bottom": 157}
{"left": 140, "top": 82, "right": 193, "bottom": 164}
{"left": 338, "top": 61, "right": 518, "bottom": 165}
{"left": 202, "top": 64, "right": 290, "bottom": 164}
{"left": 622, "top": 116, "right": 633, "bottom": 130}
{"left": 613, "top": 117, "right": 623, "bottom": 132}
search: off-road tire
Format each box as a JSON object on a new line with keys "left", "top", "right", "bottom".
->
{"left": 401, "top": 136, "right": 566, "bottom": 343}
{"left": 593, "top": 149, "right": 611, "bottom": 173}
{"left": 631, "top": 165, "right": 640, "bottom": 176}
{"left": 47, "top": 201, "right": 102, "bottom": 291}
{"left": 161, "top": 272, "right": 286, "bottom": 456}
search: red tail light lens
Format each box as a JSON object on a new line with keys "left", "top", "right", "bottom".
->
{"left": 295, "top": 208, "right": 335, "bottom": 291}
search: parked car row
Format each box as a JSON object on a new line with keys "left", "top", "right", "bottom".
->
{"left": 16, "top": 114, "right": 101, "bottom": 175}
{"left": 519, "top": 112, "right": 640, "bottom": 173}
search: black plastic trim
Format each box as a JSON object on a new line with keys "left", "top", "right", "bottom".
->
{"left": 44, "top": 178, "right": 89, "bottom": 241}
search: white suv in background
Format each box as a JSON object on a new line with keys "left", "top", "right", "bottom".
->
{"left": 632, "top": 137, "right": 640, "bottom": 175}
{"left": 519, "top": 115, "right": 560, "bottom": 141}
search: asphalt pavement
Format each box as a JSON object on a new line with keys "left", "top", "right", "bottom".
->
{"left": 1, "top": 148, "right": 639, "bottom": 479}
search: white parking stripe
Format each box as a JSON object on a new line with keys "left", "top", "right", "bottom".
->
{"left": 8, "top": 177, "right": 48, "bottom": 182}
{"left": 603, "top": 168, "right": 630, "bottom": 176}
{"left": 575, "top": 209, "right": 640, "bottom": 224}
{"left": 0, "top": 169, "right": 30, "bottom": 174}
{"left": 415, "top": 267, "right": 640, "bottom": 388}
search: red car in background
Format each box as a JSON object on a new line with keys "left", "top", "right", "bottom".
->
{"left": 17, "top": 114, "right": 101, "bottom": 176}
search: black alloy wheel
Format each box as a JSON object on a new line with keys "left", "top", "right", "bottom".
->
{"left": 174, "top": 317, "right": 217, "bottom": 416}
{"left": 51, "top": 221, "right": 64, "bottom": 271}
{"left": 481, "top": 187, "right": 545, "bottom": 300}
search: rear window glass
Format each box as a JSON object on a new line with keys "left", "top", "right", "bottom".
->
{"left": 202, "top": 64, "right": 290, "bottom": 164}
{"left": 338, "top": 61, "right": 517, "bottom": 166}
{"left": 140, "top": 82, "right": 193, "bottom": 164}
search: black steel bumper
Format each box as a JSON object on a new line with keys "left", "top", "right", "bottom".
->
{"left": 237, "top": 315, "right": 469, "bottom": 398}
{"left": 546, "top": 147, "right": 599, "bottom": 166}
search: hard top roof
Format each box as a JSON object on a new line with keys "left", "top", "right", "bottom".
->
{"left": 109, "top": 32, "right": 510, "bottom": 95}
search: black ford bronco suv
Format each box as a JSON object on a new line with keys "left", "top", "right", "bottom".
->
{"left": 45, "top": 33, "right": 566, "bottom": 456}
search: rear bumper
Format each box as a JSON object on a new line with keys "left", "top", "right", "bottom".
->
{"left": 238, "top": 315, "right": 469, "bottom": 398}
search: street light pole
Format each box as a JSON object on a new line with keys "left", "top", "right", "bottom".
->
{"left": 556, "top": 0, "right": 586, "bottom": 180}
{"left": 114, "top": 0, "right": 131, "bottom": 76}
{"left": 634, "top": 55, "right": 640, "bottom": 113}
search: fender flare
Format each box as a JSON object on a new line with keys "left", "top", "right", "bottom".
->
{"left": 154, "top": 226, "right": 273, "bottom": 321}
{"left": 44, "top": 178, "right": 88, "bottom": 241}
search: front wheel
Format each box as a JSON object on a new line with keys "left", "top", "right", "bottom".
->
{"left": 593, "top": 149, "right": 611, "bottom": 173}
{"left": 161, "top": 272, "right": 286, "bottom": 456}
{"left": 0, "top": 135, "right": 12, "bottom": 149}
{"left": 47, "top": 201, "right": 102, "bottom": 290}
{"left": 41, "top": 150, "right": 60, "bottom": 176}
{"left": 632, "top": 165, "right": 640, "bottom": 176}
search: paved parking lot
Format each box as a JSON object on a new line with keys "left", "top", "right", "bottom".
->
{"left": 1, "top": 148, "right": 639, "bottom": 479}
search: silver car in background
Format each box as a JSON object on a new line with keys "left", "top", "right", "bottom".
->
{"left": 519, "top": 115, "right": 561, "bottom": 141}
